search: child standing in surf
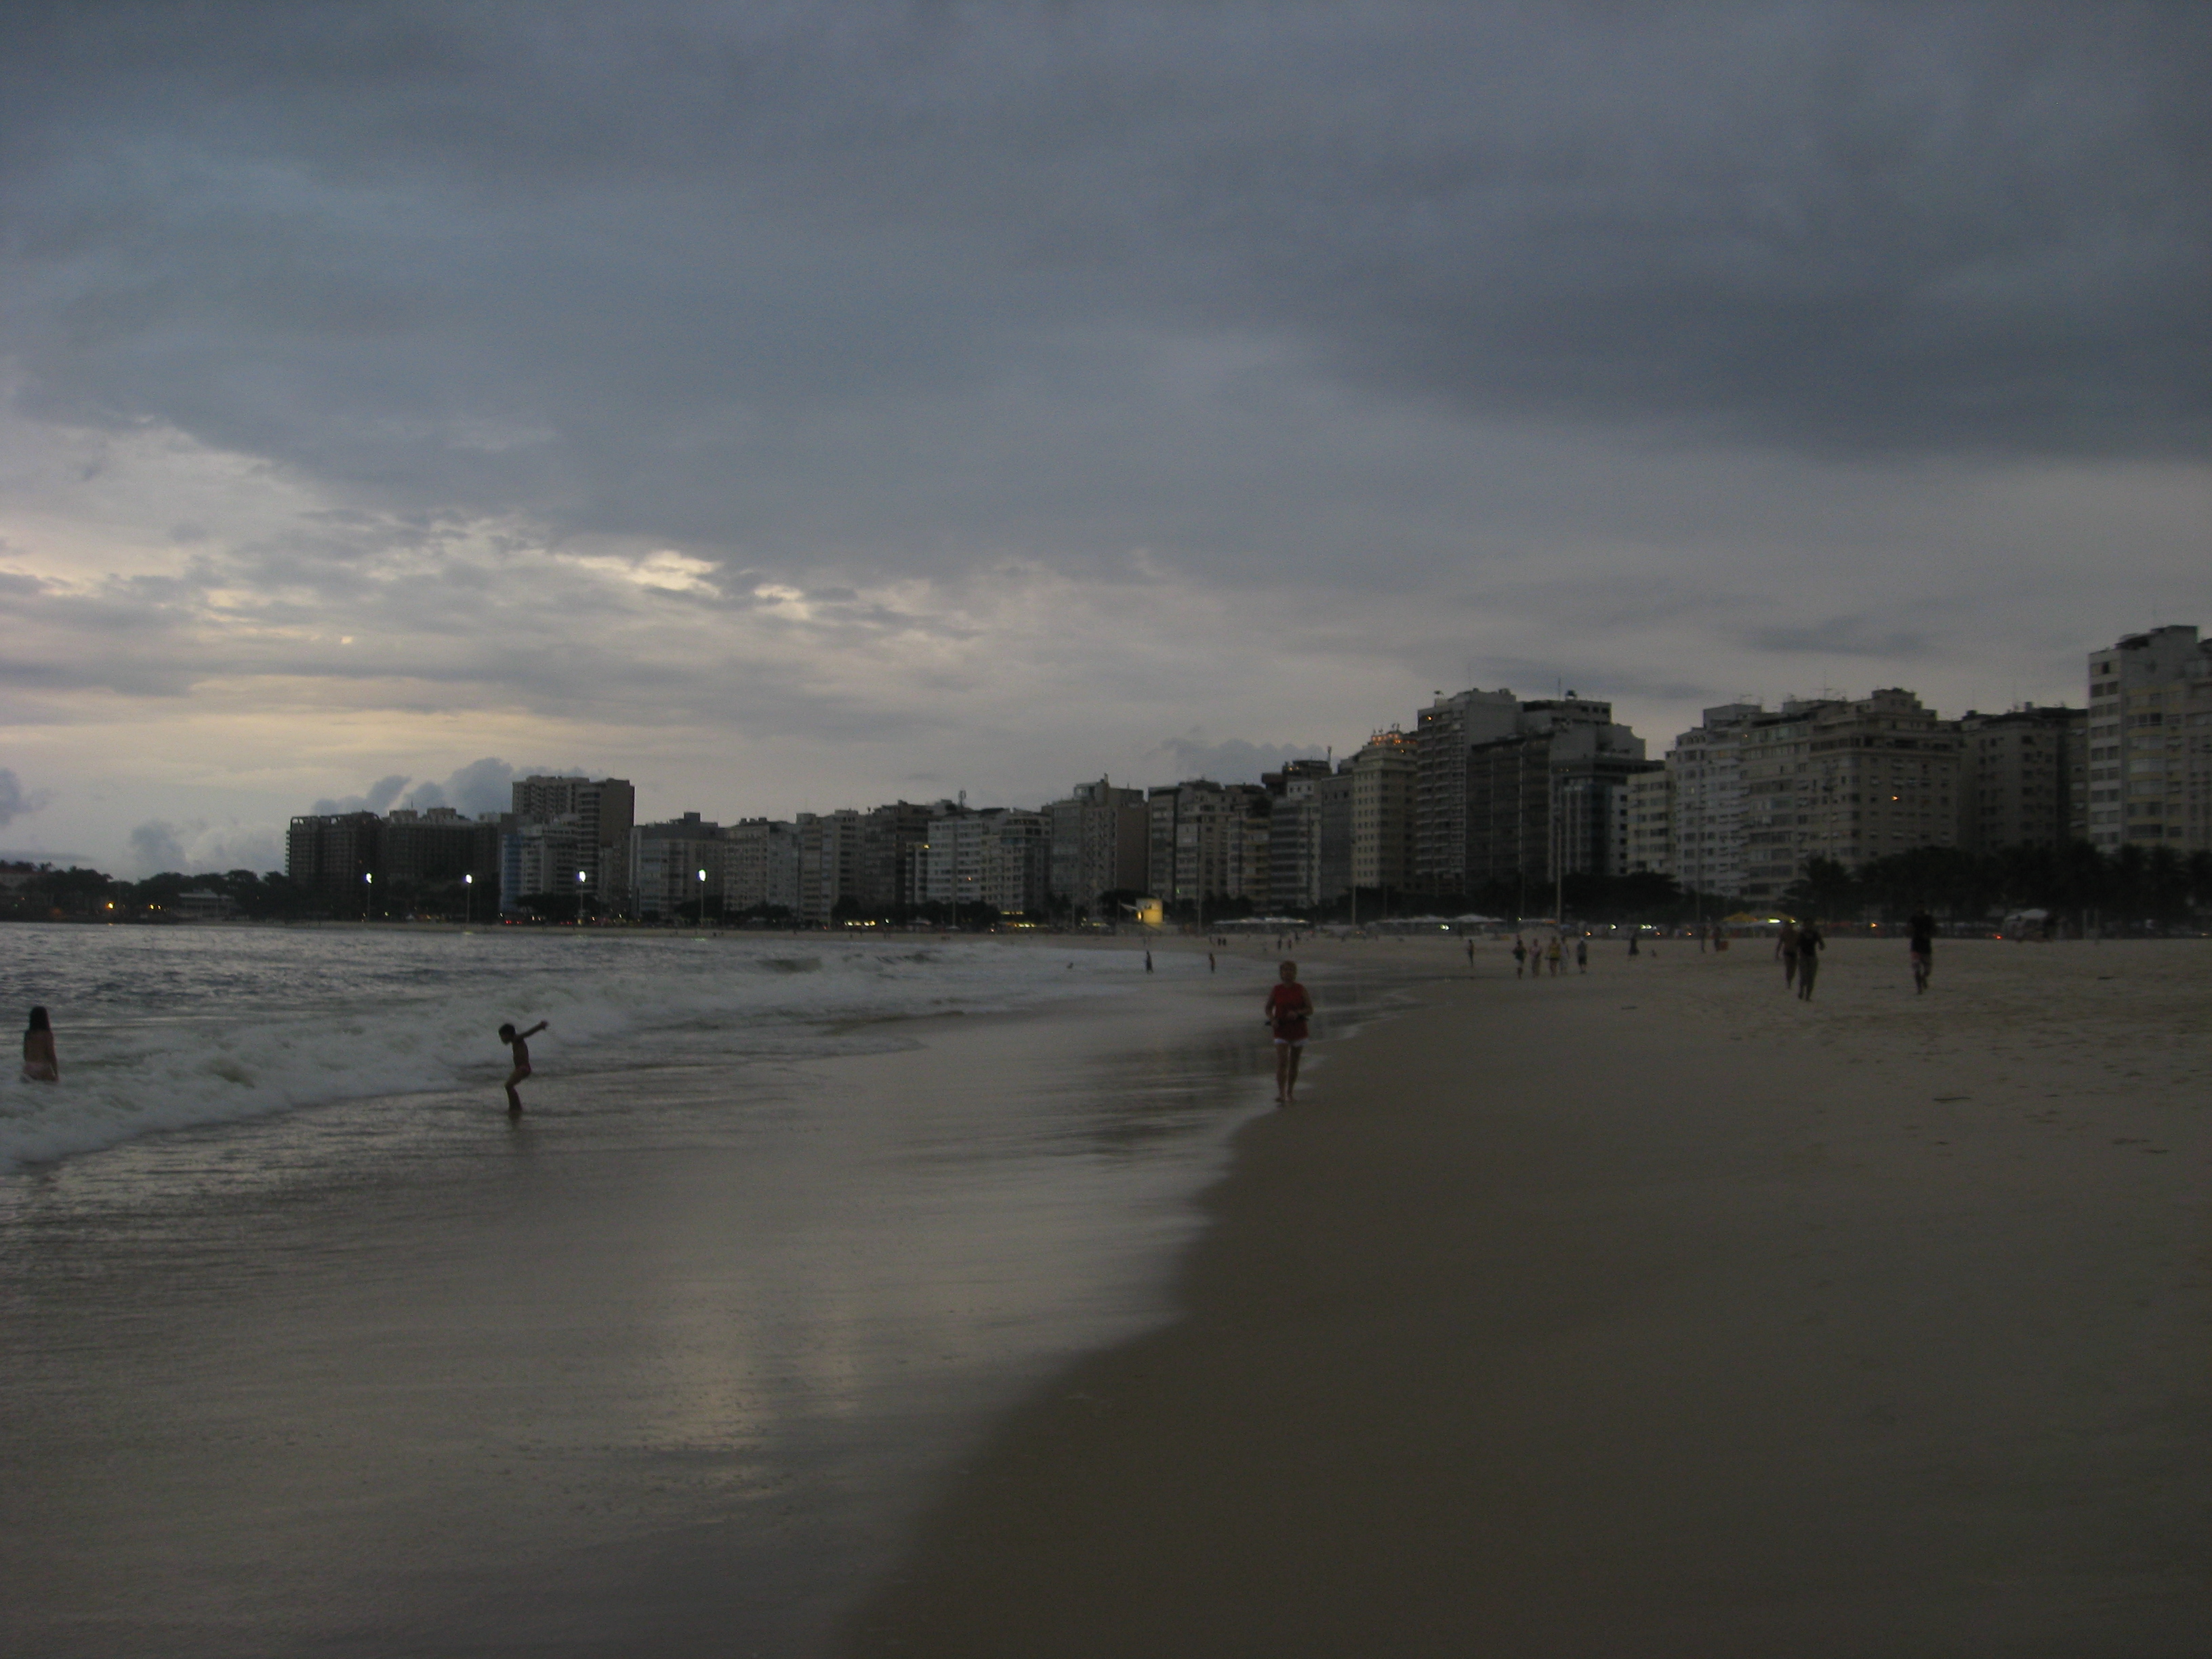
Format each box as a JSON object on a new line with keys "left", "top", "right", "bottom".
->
{"left": 498, "top": 1020, "right": 548, "bottom": 1116}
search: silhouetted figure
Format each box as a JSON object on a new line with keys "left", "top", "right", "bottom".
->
{"left": 499, "top": 1020, "right": 547, "bottom": 1115}
{"left": 1908, "top": 910, "right": 1936, "bottom": 994}
{"left": 1795, "top": 923, "right": 1825, "bottom": 1001}
{"left": 22, "top": 1006, "right": 58, "bottom": 1083}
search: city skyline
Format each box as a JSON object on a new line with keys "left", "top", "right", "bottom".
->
{"left": 3, "top": 6, "right": 2206, "bottom": 876}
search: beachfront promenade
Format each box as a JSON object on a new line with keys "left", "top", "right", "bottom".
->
{"left": 845, "top": 936, "right": 2209, "bottom": 1656}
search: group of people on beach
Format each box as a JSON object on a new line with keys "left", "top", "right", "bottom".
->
{"left": 1509, "top": 935, "right": 1588, "bottom": 978}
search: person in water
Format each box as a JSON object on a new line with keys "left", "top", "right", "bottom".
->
{"left": 498, "top": 1020, "right": 548, "bottom": 1115}
{"left": 1264, "top": 960, "right": 1314, "bottom": 1106}
{"left": 22, "top": 1006, "right": 58, "bottom": 1083}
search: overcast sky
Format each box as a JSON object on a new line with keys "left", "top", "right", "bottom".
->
{"left": 3, "top": 1, "right": 2206, "bottom": 874}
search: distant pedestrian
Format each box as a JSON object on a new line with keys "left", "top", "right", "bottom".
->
{"left": 1575, "top": 937, "right": 1588, "bottom": 973}
{"left": 498, "top": 1019, "right": 547, "bottom": 1115}
{"left": 1511, "top": 936, "right": 1527, "bottom": 978}
{"left": 1777, "top": 923, "right": 1800, "bottom": 989}
{"left": 1795, "top": 922, "right": 1825, "bottom": 1001}
{"left": 1908, "top": 910, "right": 1935, "bottom": 994}
{"left": 1699, "top": 925, "right": 1708, "bottom": 954}
{"left": 1545, "top": 937, "right": 1562, "bottom": 977}
{"left": 1465, "top": 938, "right": 1476, "bottom": 972}
{"left": 1208, "top": 951, "right": 1216, "bottom": 973}
{"left": 1628, "top": 933, "right": 1640, "bottom": 958}
{"left": 1145, "top": 948, "right": 1154, "bottom": 973}
{"left": 21, "top": 1006, "right": 58, "bottom": 1083}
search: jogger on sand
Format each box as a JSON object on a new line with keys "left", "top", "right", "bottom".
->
{"left": 1264, "top": 961, "right": 1313, "bottom": 1106}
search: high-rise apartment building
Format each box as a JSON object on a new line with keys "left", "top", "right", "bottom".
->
{"left": 508, "top": 776, "right": 635, "bottom": 909}
{"left": 797, "top": 809, "right": 865, "bottom": 923}
{"left": 1349, "top": 729, "right": 1418, "bottom": 893}
{"left": 1413, "top": 687, "right": 1520, "bottom": 892}
{"left": 630, "top": 813, "right": 724, "bottom": 920}
{"left": 1667, "top": 703, "right": 1760, "bottom": 897}
{"left": 724, "top": 818, "right": 800, "bottom": 914}
{"left": 1046, "top": 779, "right": 1149, "bottom": 912}
{"left": 285, "top": 811, "right": 382, "bottom": 916}
{"left": 1735, "top": 690, "right": 1961, "bottom": 901}
{"left": 1956, "top": 705, "right": 2087, "bottom": 851}
{"left": 2085, "top": 626, "right": 2212, "bottom": 852}
{"left": 1460, "top": 701, "right": 1650, "bottom": 893}
{"left": 288, "top": 807, "right": 498, "bottom": 916}
{"left": 1624, "top": 767, "right": 1674, "bottom": 877}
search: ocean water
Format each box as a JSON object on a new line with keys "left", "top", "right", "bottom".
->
{"left": 1, "top": 922, "right": 1294, "bottom": 1656}
{"left": 0, "top": 922, "right": 1189, "bottom": 1168}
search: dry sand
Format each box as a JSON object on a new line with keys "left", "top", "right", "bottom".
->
{"left": 841, "top": 934, "right": 2211, "bottom": 1656}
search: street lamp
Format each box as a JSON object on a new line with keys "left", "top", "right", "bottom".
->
{"left": 575, "top": 867, "right": 588, "bottom": 924}
{"left": 697, "top": 867, "right": 708, "bottom": 929}
{"left": 363, "top": 869, "right": 373, "bottom": 922}
{"left": 463, "top": 870, "right": 472, "bottom": 928}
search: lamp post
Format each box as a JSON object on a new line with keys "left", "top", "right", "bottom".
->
{"left": 575, "top": 867, "right": 588, "bottom": 924}
{"left": 363, "top": 869, "right": 373, "bottom": 922}
{"left": 697, "top": 867, "right": 708, "bottom": 929}
{"left": 463, "top": 870, "right": 472, "bottom": 928}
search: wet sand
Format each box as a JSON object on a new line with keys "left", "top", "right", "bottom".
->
{"left": 844, "top": 935, "right": 2211, "bottom": 1656}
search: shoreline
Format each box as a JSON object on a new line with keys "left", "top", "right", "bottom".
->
{"left": 1, "top": 962, "right": 1298, "bottom": 1658}
{"left": 840, "top": 937, "right": 2211, "bottom": 1655}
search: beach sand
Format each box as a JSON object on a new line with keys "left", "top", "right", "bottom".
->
{"left": 843, "top": 935, "right": 2211, "bottom": 1656}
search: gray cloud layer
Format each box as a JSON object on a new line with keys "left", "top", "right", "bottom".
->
{"left": 5, "top": 2, "right": 2204, "bottom": 586}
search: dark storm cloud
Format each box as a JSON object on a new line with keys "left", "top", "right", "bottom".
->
{"left": 3, "top": 1, "right": 2203, "bottom": 585}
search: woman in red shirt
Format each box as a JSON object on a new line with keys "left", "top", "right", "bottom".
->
{"left": 1264, "top": 960, "right": 1314, "bottom": 1105}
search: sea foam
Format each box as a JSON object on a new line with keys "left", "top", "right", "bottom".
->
{"left": 1, "top": 926, "right": 1175, "bottom": 1168}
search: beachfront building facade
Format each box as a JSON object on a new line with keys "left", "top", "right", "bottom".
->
{"left": 1459, "top": 701, "right": 1648, "bottom": 894}
{"left": 1046, "top": 779, "right": 1150, "bottom": 914}
{"left": 1349, "top": 729, "right": 1418, "bottom": 893}
{"left": 1625, "top": 766, "right": 1673, "bottom": 877}
{"left": 1263, "top": 758, "right": 1348, "bottom": 910}
{"left": 724, "top": 817, "right": 801, "bottom": 914}
{"left": 286, "top": 811, "right": 384, "bottom": 916}
{"left": 1667, "top": 703, "right": 1759, "bottom": 899}
{"left": 1734, "top": 690, "right": 1962, "bottom": 902}
{"left": 2085, "top": 625, "right": 2212, "bottom": 853}
{"left": 506, "top": 776, "right": 634, "bottom": 914}
{"left": 907, "top": 806, "right": 1050, "bottom": 915}
{"left": 1412, "top": 687, "right": 1521, "bottom": 893}
{"left": 501, "top": 816, "right": 595, "bottom": 914}
{"left": 1955, "top": 705, "right": 2087, "bottom": 851}
{"left": 630, "top": 813, "right": 724, "bottom": 921}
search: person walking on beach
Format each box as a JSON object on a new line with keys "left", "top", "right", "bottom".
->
{"left": 1794, "top": 922, "right": 1825, "bottom": 1001}
{"left": 498, "top": 1020, "right": 548, "bottom": 1115}
{"left": 1264, "top": 960, "right": 1314, "bottom": 1105}
{"left": 1511, "top": 936, "right": 1527, "bottom": 979}
{"left": 1575, "top": 937, "right": 1588, "bottom": 974}
{"left": 1777, "top": 922, "right": 1800, "bottom": 990}
{"left": 1465, "top": 938, "right": 1476, "bottom": 972}
{"left": 1545, "top": 936, "right": 1562, "bottom": 977}
{"left": 1628, "top": 932, "right": 1640, "bottom": 958}
{"left": 21, "top": 1006, "right": 58, "bottom": 1082}
{"left": 1908, "top": 909, "right": 1935, "bottom": 994}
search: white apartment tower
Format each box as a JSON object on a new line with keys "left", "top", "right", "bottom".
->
{"left": 2085, "top": 626, "right": 2212, "bottom": 853}
{"left": 1668, "top": 704, "right": 1760, "bottom": 897}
